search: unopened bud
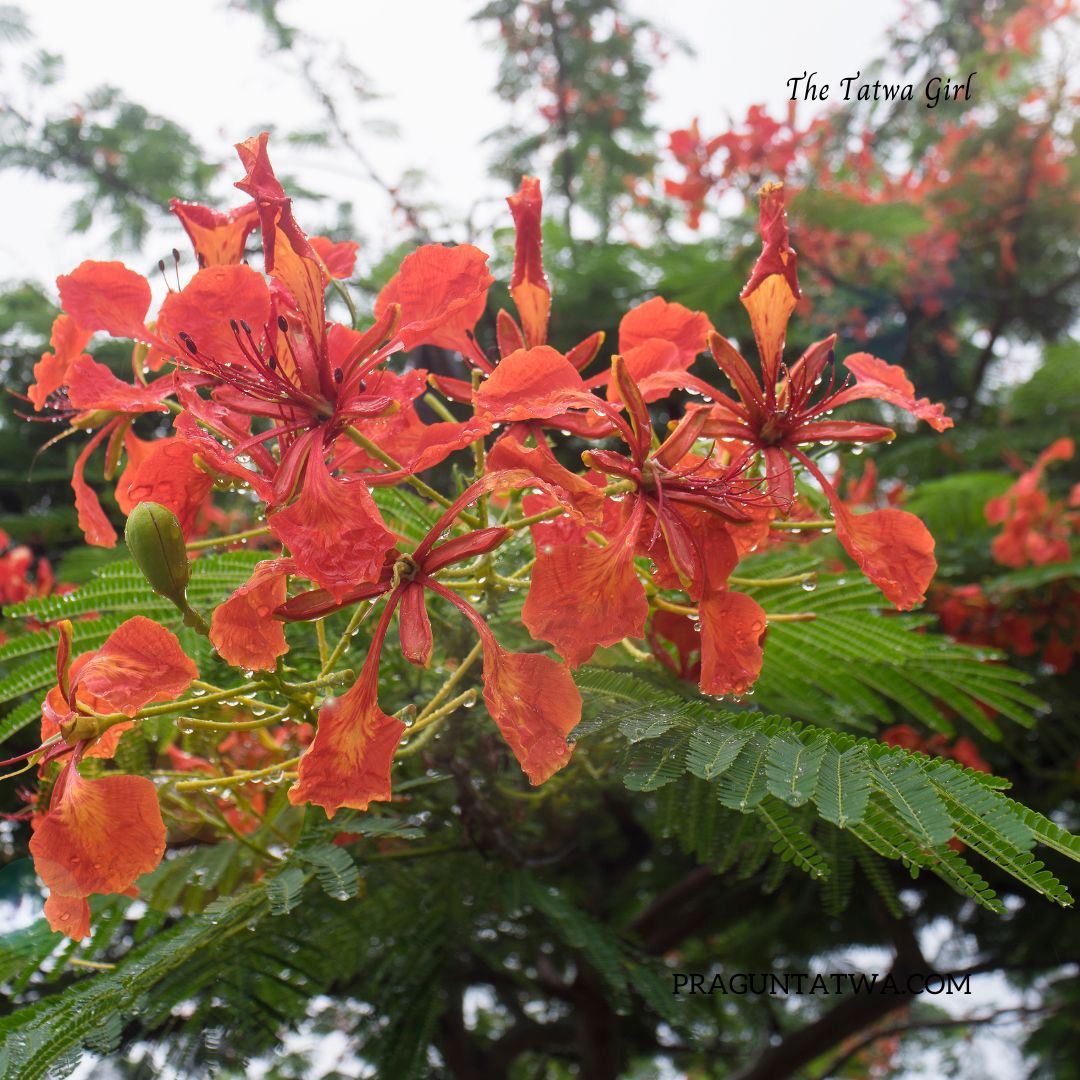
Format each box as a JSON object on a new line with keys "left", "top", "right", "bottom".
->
{"left": 124, "top": 502, "right": 191, "bottom": 609}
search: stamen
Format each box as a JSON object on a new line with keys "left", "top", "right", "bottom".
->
{"left": 334, "top": 368, "right": 344, "bottom": 384}
{"left": 278, "top": 315, "right": 289, "bottom": 333}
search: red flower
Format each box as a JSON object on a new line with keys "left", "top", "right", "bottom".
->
{"left": 479, "top": 348, "right": 768, "bottom": 692}
{"left": 26, "top": 618, "right": 196, "bottom": 938}
{"left": 692, "top": 184, "right": 948, "bottom": 608}
{"left": 40, "top": 617, "right": 198, "bottom": 756}
{"left": 986, "top": 438, "right": 1076, "bottom": 568}
{"left": 281, "top": 471, "right": 582, "bottom": 816}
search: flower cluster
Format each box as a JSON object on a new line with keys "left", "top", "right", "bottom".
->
{"left": 16, "top": 134, "right": 952, "bottom": 937}
{"left": 933, "top": 438, "right": 1079, "bottom": 675}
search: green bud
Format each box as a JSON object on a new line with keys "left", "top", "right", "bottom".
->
{"left": 124, "top": 501, "right": 191, "bottom": 609}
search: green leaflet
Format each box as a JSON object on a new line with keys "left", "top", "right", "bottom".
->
{"left": 575, "top": 666, "right": 1078, "bottom": 912}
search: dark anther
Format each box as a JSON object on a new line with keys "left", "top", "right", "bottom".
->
{"left": 172, "top": 247, "right": 181, "bottom": 265}
{"left": 357, "top": 379, "right": 367, "bottom": 392}
{"left": 267, "top": 355, "right": 278, "bottom": 371}
{"left": 184, "top": 338, "right": 198, "bottom": 354}
{"left": 277, "top": 315, "right": 289, "bottom": 333}
{"left": 333, "top": 368, "right": 344, "bottom": 384}
{"left": 240, "top": 320, "right": 252, "bottom": 334}
{"left": 158, "top": 259, "right": 166, "bottom": 273}
{"left": 198, "top": 253, "right": 207, "bottom": 268}
{"left": 465, "top": 329, "right": 475, "bottom": 341}
{"left": 229, "top": 319, "right": 239, "bottom": 333}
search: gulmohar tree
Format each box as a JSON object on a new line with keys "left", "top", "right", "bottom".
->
{"left": 1, "top": 2, "right": 1079, "bottom": 1078}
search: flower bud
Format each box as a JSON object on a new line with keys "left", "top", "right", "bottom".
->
{"left": 124, "top": 502, "right": 191, "bottom": 609}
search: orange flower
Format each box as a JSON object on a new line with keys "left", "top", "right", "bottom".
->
{"left": 28, "top": 618, "right": 196, "bottom": 939}
{"left": 31, "top": 760, "right": 166, "bottom": 940}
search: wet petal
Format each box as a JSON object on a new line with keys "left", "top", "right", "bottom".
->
{"left": 698, "top": 590, "right": 767, "bottom": 696}
{"left": 210, "top": 559, "right": 294, "bottom": 672}
{"left": 398, "top": 582, "right": 433, "bottom": 667}
{"left": 43, "top": 893, "right": 91, "bottom": 940}
{"left": 835, "top": 506, "right": 937, "bottom": 610}
{"left": 288, "top": 601, "right": 405, "bottom": 816}
{"left": 158, "top": 264, "right": 272, "bottom": 368}
{"left": 375, "top": 243, "right": 493, "bottom": 355}
{"left": 28, "top": 315, "right": 92, "bottom": 410}
{"left": 74, "top": 616, "right": 198, "bottom": 715}
{"left": 830, "top": 353, "right": 953, "bottom": 432}
{"left": 66, "top": 356, "right": 172, "bottom": 414}
{"left": 475, "top": 346, "right": 590, "bottom": 422}
{"left": 72, "top": 422, "right": 119, "bottom": 548}
{"left": 482, "top": 646, "right": 579, "bottom": 784}
{"left": 30, "top": 764, "right": 166, "bottom": 904}
{"left": 115, "top": 434, "right": 215, "bottom": 538}
{"left": 522, "top": 503, "right": 648, "bottom": 666}
{"left": 170, "top": 199, "right": 259, "bottom": 267}
{"left": 57, "top": 261, "right": 152, "bottom": 342}
{"left": 269, "top": 453, "right": 397, "bottom": 600}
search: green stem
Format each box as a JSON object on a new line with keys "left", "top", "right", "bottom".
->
{"left": 322, "top": 600, "right": 376, "bottom": 677}
{"left": 345, "top": 427, "right": 480, "bottom": 526}
{"left": 414, "top": 641, "right": 483, "bottom": 724}
{"left": 173, "top": 755, "right": 302, "bottom": 792}
{"left": 422, "top": 392, "right": 459, "bottom": 424}
{"left": 186, "top": 526, "right": 272, "bottom": 551}
{"left": 770, "top": 520, "right": 834, "bottom": 531}
{"left": 728, "top": 572, "right": 816, "bottom": 587}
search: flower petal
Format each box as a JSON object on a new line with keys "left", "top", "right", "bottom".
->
{"left": 698, "top": 590, "right": 767, "bottom": 696}
{"left": 269, "top": 453, "right": 396, "bottom": 600}
{"left": 475, "top": 346, "right": 590, "bottom": 422}
{"left": 43, "top": 893, "right": 91, "bottom": 940}
{"left": 75, "top": 616, "right": 198, "bottom": 715}
{"left": 311, "top": 236, "right": 360, "bottom": 280}
{"left": 507, "top": 176, "right": 551, "bottom": 348}
{"left": 522, "top": 502, "right": 649, "bottom": 666}
{"left": 486, "top": 434, "right": 605, "bottom": 525}
{"left": 835, "top": 506, "right": 937, "bottom": 610}
{"left": 72, "top": 422, "right": 119, "bottom": 548}
{"left": 57, "top": 261, "right": 152, "bottom": 342}
{"left": 66, "top": 357, "right": 172, "bottom": 414}
{"left": 618, "top": 296, "right": 714, "bottom": 365}
{"left": 830, "top": 353, "right": 953, "bottom": 432}
{"left": 288, "top": 600, "right": 405, "bottom": 817}
{"left": 170, "top": 199, "right": 260, "bottom": 267}
{"left": 28, "top": 315, "right": 92, "bottom": 410}
{"left": 422, "top": 578, "right": 579, "bottom": 785}
{"left": 210, "top": 559, "right": 294, "bottom": 672}
{"left": 398, "top": 582, "right": 433, "bottom": 667}
{"left": 481, "top": 646, "right": 579, "bottom": 785}
{"left": 30, "top": 763, "right": 166, "bottom": 901}
{"left": 115, "top": 434, "right": 215, "bottom": 538}
{"left": 375, "top": 244, "right": 494, "bottom": 355}
{"left": 157, "top": 264, "right": 272, "bottom": 367}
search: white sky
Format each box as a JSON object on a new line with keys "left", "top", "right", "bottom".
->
{"left": 0, "top": 0, "right": 903, "bottom": 289}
